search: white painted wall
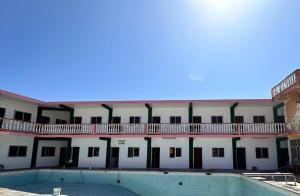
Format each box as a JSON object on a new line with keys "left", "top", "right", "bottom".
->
{"left": 152, "top": 137, "right": 189, "bottom": 169}
{"left": 74, "top": 105, "right": 108, "bottom": 123}
{"left": 152, "top": 104, "right": 189, "bottom": 123}
{"left": 236, "top": 138, "right": 278, "bottom": 170}
{"left": 112, "top": 105, "right": 148, "bottom": 123}
{"left": 0, "top": 95, "right": 38, "bottom": 122}
{"left": 72, "top": 138, "right": 107, "bottom": 168}
{"left": 235, "top": 103, "right": 274, "bottom": 123}
{"left": 193, "top": 103, "right": 231, "bottom": 123}
{"left": 36, "top": 140, "right": 68, "bottom": 167}
{"left": 42, "top": 110, "right": 70, "bottom": 124}
{"left": 194, "top": 138, "right": 233, "bottom": 169}
{"left": 0, "top": 135, "right": 34, "bottom": 169}
{"left": 111, "top": 138, "right": 147, "bottom": 168}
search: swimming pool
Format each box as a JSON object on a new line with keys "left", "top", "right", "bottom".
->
{"left": 0, "top": 169, "right": 297, "bottom": 196}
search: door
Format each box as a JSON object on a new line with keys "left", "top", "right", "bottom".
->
{"left": 71, "top": 147, "right": 80, "bottom": 167}
{"left": 59, "top": 147, "right": 67, "bottom": 167}
{"left": 152, "top": 147, "right": 160, "bottom": 168}
{"left": 0, "top": 107, "right": 5, "bottom": 127}
{"left": 236, "top": 147, "right": 246, "bottom": 169}
{"left": 194, "top": 148, "right": 202, "bottom": 169}
{"left": 110, "top": 147, "right": 119, "bottom": 168}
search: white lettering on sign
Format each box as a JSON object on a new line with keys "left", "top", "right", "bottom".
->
{"left": 272, "top": 73, "right": 297, "bottom": 97}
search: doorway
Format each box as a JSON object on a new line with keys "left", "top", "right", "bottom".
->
{"left": 236, "top": 147, "right": 246, "bottom": 169}
{"left": 71, "top": 147, "right": 80, "bottom": 167}
{"left": 193, "top": 147, "right": 202, "bottom": 169}
{"left": 151, "top": 147, "right": 160, "bottom": 168}
{"left": 59, "top": 147, "right": 67, "bottom": 167}
{"left": 110, "top": 147, "right": 119, "bottom": 168}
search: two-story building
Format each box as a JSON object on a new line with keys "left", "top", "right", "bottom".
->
{"left": 1, "top": 70, "right": 300, "bottom": 171}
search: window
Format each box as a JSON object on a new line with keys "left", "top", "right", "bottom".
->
{"left": 112, "top": 116, "right": 121, "bottom": 124}
{"left": 91, "top": 116, "right": 102, "bottom": 124}
{"left": 73, "top": 117, "right": 82, "bottom": 124}
{"left": 170, "top": 116, "right": 181, "bottom": 124}
{"left": 253, "top": 116, "right": 265, "bottom": 123}
{"left": 8, "top": 146, "right": 27, "bottom": 157}
{"left": 211, "top": 116, "right": 223, "bottom": 124}
{"left": 0, "top": 107, "right": 5, "bottom": 118}
{"left": 129, "top": 116, "right": 141, "bottom": 124}
{"left": 41, "top": 116, "right": 50, "bottom": 124}
{"left": 56, "top": 119, "right": 67, "bottom": 124}
{"left": 256, "top": 148, "right": 269, "bottom": 158}
{"left": 291, "top": 140, "right": 300, "bottom": 163}
{"left": 88, "top": 147, "right": 100, "bottom": 157}
{"left": 14, "top": 111, "right": 31, "bottom": 122}
{"left": 128, "top": 147, "right": 139, "bottom": 157}
{"left": 212, "top": 148, "right": 224, "bottom": 157}
{"left": 41, "top": 147, "right": 55, "bottom": 157}
{"left": 234, "top": 116, "right": 244, "bottom": 123}
{"left": 169, "top": 147, "right": 182, "bottom": 158}
{"left": 152, "top": 116, "right": 161, "bottom": 123}
{"left": 192, "top": 116, "right": 202, "bottom": 123}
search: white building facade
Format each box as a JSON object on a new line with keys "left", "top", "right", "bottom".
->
{"left": 0, "top": 90, "right": 289, "bottom": 171}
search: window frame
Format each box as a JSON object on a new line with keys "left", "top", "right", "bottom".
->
{"left": 169, "top": 147, "right": 182, "bottom": 158}
{"left": 41, "top": 146, "right": 56, "bottom": 157}
{"left": 91, "top": 116, "right": 102, "bottom": 124}
{"left": 212, "top": 148, "right": 225, "bottom": 157}
{"left": 170, "top": 116, "right": 181, "bottom": 124}
{"left": 192, "top": 116, "right": 202, "bottom": 123}
{"left": 14, "top": 111, "right": 31, "bottom": 122}
{"left": 129, "top": 116, "right": 141, "bottom": 124}
{"left": 253, "top": 116, "right": 266, "bottom": 123}
{"left": 8, "top": 146, "right": 27, "bottom": 157}
{"left": 128, "top": 147, "right": 140, "bottom": 158}
{"left": 211, "top": 116, "right": 223, "bottom": 124}
{"left": 88, "top": 147, "right": 100, "bottom": 157}
{"left": 255, "top": 147, "right": 269, "bottom": 159}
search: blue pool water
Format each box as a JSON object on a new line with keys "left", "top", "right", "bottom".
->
{"left": 0, "top": 169, "right": 297, "bottom": 196}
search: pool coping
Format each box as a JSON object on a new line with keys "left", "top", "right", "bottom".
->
{"left": 1, "top": 169, "right": 299, "bottom": 195}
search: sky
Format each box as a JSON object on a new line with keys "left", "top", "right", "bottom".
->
{"left": 0, "top": 0, "right": 299, "bottom": 101}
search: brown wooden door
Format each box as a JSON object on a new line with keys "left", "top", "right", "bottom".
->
{"left": 194, "top": 148, "right": 202, "bottom": 169}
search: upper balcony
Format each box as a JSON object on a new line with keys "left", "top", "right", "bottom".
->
{"left": 0, "top": 118, "right": 288, "bottom": 137}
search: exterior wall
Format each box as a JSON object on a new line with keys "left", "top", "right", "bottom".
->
{"left": 194, "top": 138, "right": 233, "bottom": 169}
{"left": 111, "top": 138, "right": 147, "bottom": 168}
{"left": 236, "top": 138, "right": 278, "bottom": 170}
{"left": 152, "top": 137, "right": 189, "bottom": 169}
{"left": 36, "top": 140, "right": 68, "bottom": 167}
{"left": 0, "top": 95, "right": 38, "bottom": 122}
{"left": 112, "top": 105, "right": 148, "bottom": 123}
{"left": 42, "top": 110, "right": 70, "bottom": 124}
{"left": 235, "top": 103, "right": 274, "bottom": 123}
{"left": 0, "top": 135, "right": 34, "bottom": 169}
{"left": 72, "top": 138, "right": 107, "bottom": 168}
{"left": 152, "top": 104, "right": 189, "bottom": 123}
{"left": 74, "top": 105, "right": 108, "bottom": 124}
{"left": 193, "top": 103, "right": 231, "bottom": 123}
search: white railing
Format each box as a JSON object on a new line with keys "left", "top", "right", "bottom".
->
{"left": 95, "top": 124, "right": 145, "bottom": 134}
{"left": 0, "top": 118, "right": 287, "bottom": 135}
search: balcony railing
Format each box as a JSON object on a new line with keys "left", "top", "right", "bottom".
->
{"left": 0, "top": 118, "right": 287, "bottom": 136}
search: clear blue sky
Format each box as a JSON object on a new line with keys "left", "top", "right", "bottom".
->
{"left": 0, "top": 0, "right": 299, "bottom": 101}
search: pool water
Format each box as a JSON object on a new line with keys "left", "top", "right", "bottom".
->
{"left": 0, "top": 169, "right": 297, "bottom": 196}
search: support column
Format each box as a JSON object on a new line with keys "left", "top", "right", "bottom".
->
{"left": 276, "top": 137, "right": 288, "bottom": 168}
{"left": 102, "top": 104, "right": 113, "bottom": 123}
{"left": 100, "top": 137, "right": 111, "bottom": 168}
{"left": 145, "top": 103, "right": 152, "bottom": 123}
{"left": 189, "top": 137, "right": 194, "bottom": 169}
{"left": 230, "top": 102, "right": 239, "bottom": 123}
{"left": 31, "top": 137, "right": 39, "bottom": 168}
{"left": 144, "top": 137, "right": 152, "bottom": 168}
{"left": 232, "top": 137, "right": 241, "bottom": 169}
{"left": 189, "top": 103, "right": 193, "bottom": 123}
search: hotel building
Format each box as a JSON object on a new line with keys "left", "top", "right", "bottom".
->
{"left": 1, "top": 70, "right": 300, "bottom": 171}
